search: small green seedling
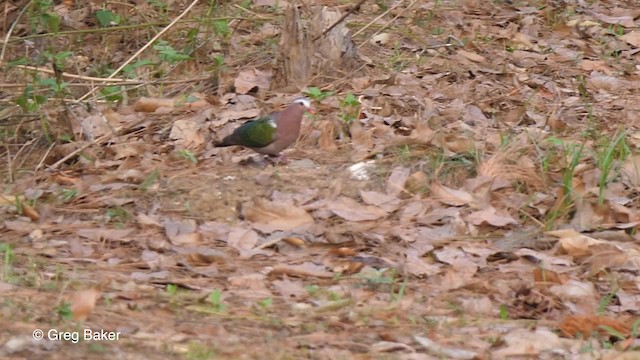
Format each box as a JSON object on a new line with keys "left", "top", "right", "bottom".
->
{"left": 208, "top": 289, "right": 226, "bottom": 312}
{"left": 177, "top": 149, "right": 198, "bottom": 164}
{"left": 304, "top": 87, "right": 332, "bottom": 101}
{"left": 338, "top": 92, "right": 361, "bottom": 124}
{"left": 57, "top": 302, "right": 73, "bottom": 320}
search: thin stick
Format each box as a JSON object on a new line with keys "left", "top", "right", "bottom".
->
{"left": 0, "top": 0, "right": 32, "bottom": 64}
{"left": 77, "top": 0, "right": 200, "bottom": 102}
{"left": 35, "top": 142, "right": 57, "bottom": 172}
{"left": 312, "top": 0, "right": 368, "bottom": 42}
{"left": 358, "top": 0, "right": 419, "bottom": 49}
{"left": 5, "top": 142, "right": 12, "bottom": 183}
{"left": 47, "top": 134, "right": 110, "bottom": 170}
{"left": 13, "top": 65, "right": 134, "bottom": 83}
{"left": 352, "top": 0, "right": 404, "bottom": 38}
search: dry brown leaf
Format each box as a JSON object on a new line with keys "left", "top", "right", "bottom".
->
{"left": 272, "top": 279, "right": 308, "bottom": 301}
{"left": 620, "top": 31, "right": 640, "bottom": 47}
{"left": 465, "top": 207, "right": 518, "bottom": 227}
{"left": 133, "top": 97, "right": 176, "bottom": 112}
{"left": 169, "top": 232, "right": 203, "bottom": 245}
{"left": 621, "top": 154, "right": 640, "bottom": 187}
{"left": 457, "top": 49, "right": 486, "bottom": 63}
{"left": 559, "top": 315, "right": 632, "bottom": 338}
{"left": 359, "top": 190, "right": 400, "bottom": 213}
{"left": 386, "top": 166, "right": 410, "bottom": 196}
{"left": 77, "top": 228, "right": 135, "bottom": 242}
{"left": 431, "top": 182, "right": 473, "bottom": 206}
{"left": 243, "top": 198, "right": 314, "bottom": 232}
{"left": 226, "top": 227, "right": 259, "bottom": 251}
{"left": 547, "top": 229, "right": 606, "bottom": 257}
{"left": 494, "top": 329, "right": 564, "bottom": 357}
{"left": 269, "top": 263, "right": 334, "bottom": 278}
{"left": 170, "top": 118, "right": 205, "bottom": 149}
{"left": 533, "top": 268, "right": 567, "bottom": 285}
{"left": 326, "top": 196, "right": 388, "bottom": 221}
{"left": 589, "top": 12, "right": 636, "bottom": 27}
{"left": 234, "top": 68, "right": 272, "bottom": 94}
{"left": 317, "top": 120, "right": 338, "bottom": 152}
{"left": 215, "top": 108, "right": 261, "bottom": 125}
{"left": 404, "top": 253, "right": 441, "bottom": 276}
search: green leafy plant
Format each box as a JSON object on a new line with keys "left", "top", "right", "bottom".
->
{"left": 95, "top": 10, "right": 121, "bottom": 27}
{"left": 213, "top": 19, "right": 231, "bottom": 41}
{"left": 105, "top": 207, "right": 130, "bottom": 225}
{"left": 595, "top": 131, "right": 629, "bottom": 204}
{"left": 177, "top": 149, "right": 198, "bottom": 164}
{"left": 166, "top": 283, "right": 178, "bottom": 296}
{"left": 138, "top": 169, "right": 160, "bottom": 191}
{"left": 255, "top": 298, "right": 272, "bottom": 312}
{"left": 338, "top": 92, "right": 360, "bottom": 124}
{"left": 304, "top": 87, "right": 332, "bottom": 101}
{"left": 208, "top": 289, "right": 226, "bottom": 312}
{"left": 0, "top": 243, "right": 15, "bottom": 282}
{"left": 29, "top": 0, "right": 60, "bottom": 33}
{"left": 57, "top": 302, "right": 73, "bottom": 320}
{"left": 147, "top": 0, "right": 168, "bottom": 12}
{"left": 59, "top": 188, "right": 78, "bottom": 203}
{"left": 154, "top": 41, "right": 191, "bottom": 64}
{"left": 499, "top": 304, "right": 508, "bottom": 320}
{"left": 185, "top": 341, "right": 216, "bottom": 360}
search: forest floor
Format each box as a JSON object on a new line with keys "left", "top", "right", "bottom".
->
{"left": 2, "top": 0, "right": 640, "bottom": 359}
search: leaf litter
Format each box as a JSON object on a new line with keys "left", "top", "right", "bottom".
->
{"left": 2, "top": 0, "right": 640, "bottom": 359}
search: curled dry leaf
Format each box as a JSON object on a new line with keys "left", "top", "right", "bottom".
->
{"left": 546, "top": 229, "right": 605, "bottom": 257}
{"left": 269, "top": 263, "right": 334, "bottom": 278}
{"left": 243, "top": 198, "right": 314, "bottom": 233}
{"left": 431, "top": 182, "right": 473, "bottom": 206}
{"left": 133, "top": 97, "right": 175, "bottom": 112}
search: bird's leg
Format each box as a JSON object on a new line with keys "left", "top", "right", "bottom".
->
{"left": 265, "top": 154, "right": 289, "bottom": 165}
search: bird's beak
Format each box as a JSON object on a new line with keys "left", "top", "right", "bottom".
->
{"left": 306, "top": 108, "right": 316, "bottom": 115}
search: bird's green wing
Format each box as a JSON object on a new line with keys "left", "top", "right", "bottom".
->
{"left": 230, "top": 116, "right": 277, "bottom": 148}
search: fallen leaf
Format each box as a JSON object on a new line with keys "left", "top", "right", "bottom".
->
{"left": 431, "top": 182, "right": 473, "bottom": 206}
{"left": 386, "top": 166, "right": 410, "bottom": 196}
{"left": 465, "top": 207, "right": 518, "bottom": 227}
{"left": 243, "top": 198, "right": 314, "bottom": 232}
{"left": 326, "top": 196, "right": 388, "bottom": 221}
{"left": 234, "top": 68, "right": 272, "bottom": 94}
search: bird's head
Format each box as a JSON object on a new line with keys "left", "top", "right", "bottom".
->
{"left": 294, "top": 98, "right": 315, "bottom": 114}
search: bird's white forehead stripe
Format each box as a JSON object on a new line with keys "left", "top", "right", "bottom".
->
{"left": 294, "top": 98, "right": 311, "bottom": 108}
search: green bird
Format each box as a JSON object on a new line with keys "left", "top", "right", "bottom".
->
{"left": 215, "top": 98, "right": 314, "bottom": 157}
